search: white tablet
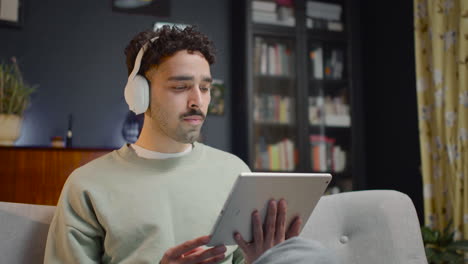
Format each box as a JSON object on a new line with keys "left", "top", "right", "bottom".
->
{"left": 207, "top": 172, "right": 332, "bottom": 246}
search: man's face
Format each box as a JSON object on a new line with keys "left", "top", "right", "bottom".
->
{"left": 146, "top": 50, "right": 212, "bottom": 144}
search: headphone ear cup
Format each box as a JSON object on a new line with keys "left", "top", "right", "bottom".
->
{"left": 124, "top": 74, "right": 150, "bottom": 115}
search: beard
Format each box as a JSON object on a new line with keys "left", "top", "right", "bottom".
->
{"left": 150, "top": 102, "right": 206, "bottom": 144}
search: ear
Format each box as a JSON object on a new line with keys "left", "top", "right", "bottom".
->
{"left": 144, "top": 65, "right": 159, "bottom": 84}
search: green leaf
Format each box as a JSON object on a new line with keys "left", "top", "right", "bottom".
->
{"left": 430, "top": 251, "right": 444, "bottom": 264}
{"left": 0, "top": 58, "right": 36, "bottom": 115}
{"left": 438, "top": 220, "right": 455, "bottom": 247}
{"left": 422, "top": 226, "right": 440, "bottom": 244}
{"left": 440, "top": 231, "right": 455, "bottom": 247}
{"left": 439, "top": 250, "right": 463, "bottom": 263}
{"left": 426, "top": 247, "right": 452, "bottom": 264}
{"left": 443, "top": 220, "right": 453, "bottom": 236}
{"left": 426, "top": 247, "right": 438, "bottom": 262}
{"left": 447, "top": 240, "right": 468, "bottom": 252}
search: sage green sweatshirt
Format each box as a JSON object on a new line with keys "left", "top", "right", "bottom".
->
{"left": 44, "top": 142, "right": 250, "bottom": 264}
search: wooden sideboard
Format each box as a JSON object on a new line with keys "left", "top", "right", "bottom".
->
{"left": 0, "top": 146, "right": 113, "bottom": 205}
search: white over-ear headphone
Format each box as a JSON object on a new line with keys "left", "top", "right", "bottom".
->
{"left": 124, "top": 36, "right": 158, "bottom": 114}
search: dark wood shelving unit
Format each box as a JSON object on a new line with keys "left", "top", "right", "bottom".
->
{"left": 231, "top": 0, "right": 365, "bottom": 192}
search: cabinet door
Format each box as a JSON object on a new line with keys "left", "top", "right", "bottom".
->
{"left": 306, "top": 0, "right": 353, "bottom": 192}
{"left": 252, "top": 36, "right": 298, "bottom": 172}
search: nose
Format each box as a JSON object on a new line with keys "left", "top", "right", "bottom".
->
{"left": 188, "top": 86, "right": 203, "bottom": 109}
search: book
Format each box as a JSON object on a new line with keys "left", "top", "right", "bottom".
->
{"left": 259, "top": 137, "right": 269, "bottom": 169}
{"left": 261, "top": 42, "right": 268, "bottom": 74}
{"left": 325, "top": 49, "right": 344, "bottom": 79}
{"left": 325, "top": 115, "right": 351, "bottom": 127}
{"left": 307, "top": 1, "right": 342, "bottom": 13}
{"left": 285, "top": 97, "right": 291, "bottom": 124}
{"left": 274, "top": 95, "right": 280, "bottom": 122}
{"left": 253, "top": 10, "right": 277, "bottom": 21}
{"left": 306, "top": 1, "right": 342, "bottom": 20}
{"left": 324, "top": 137, "right": 336, "bottom": 170}
{"left": 279, "top": 140, "right": 286, "bottom": 170}
{"left": 255, "top": 137, "right": 296, "bottom": 171}
{"left": 252, "top": 1, "right": 276, "bottom": 12}
{"left": 328, "top": 21, "right": 344, "bottom": 31}
{"left": 306, "top": 18, "right": 344, "bottom": 32}
{"left": 284, "top": 45, "right": 290, "bottom": 76}
{"left": 268, "top": 45, "right": 275, "bottom": 75}
{"left": 253, "top": 95, "right": 260, "bottom": 121}
{"left": 308, "top": 95, "right": 350, "bottom": 126}
{"left": 306, "top": 10, "right": 341, "bottom": 21}
{"left": 255, "top": 38, "right": 293, "bottom": 77}
{"left": 310, "top": 47, "right": 323, "bottom": 79}
{"left": 252, "top": 14, "right": 295, "bottom": 27}
{"left": 255, "top": 95, "right": 294, "bottom": 124}
{"left": 332, "top": 146, "right": 346, "bottom": 172}
{"left": 310, "top": 135, "right": 345, "bottom": 172}
{"left": 254, "top": 37, "right": 262, "bottom": 74}
{"left": 274, "top": 44, "right": 280, "bottom": 75}
{"left": 272, "top": 144, "right": 281, "bottom": 170}
{"left": 285, "top": 138, "right": 295, "bottom": 171}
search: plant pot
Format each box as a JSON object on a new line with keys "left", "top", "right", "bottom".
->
{"left": 0, "top": 114, "right": 23, "bottom": 146}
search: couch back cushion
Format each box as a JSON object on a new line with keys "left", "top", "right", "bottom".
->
{"left": 301, "top": 190, "right": 427, "bottom": 264}
{"left": 0, "top": 202, "right": 56, "bottom": 264}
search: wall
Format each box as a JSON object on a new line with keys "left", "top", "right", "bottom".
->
{"left": 0, "top": 0, "right": 232, "bottom": 151}
{"left": 1, "top": 0, "right": 426, "bottom": 222}
{"left": 360, "top": 0, "right": 424, "bottom": 223}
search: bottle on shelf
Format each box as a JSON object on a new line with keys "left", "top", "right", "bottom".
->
{"left": 66, "top": 114, "right": 73, "bottom": 148}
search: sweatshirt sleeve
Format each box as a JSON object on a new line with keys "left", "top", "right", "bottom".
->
{"left": 44, "top": 169, "right": 104, "bottom": 264}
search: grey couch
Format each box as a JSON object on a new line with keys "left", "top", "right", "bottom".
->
{"left": 0, "top": 190, "right": 427, "bottom": 264}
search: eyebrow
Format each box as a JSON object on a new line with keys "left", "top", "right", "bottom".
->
{"left": 167, "top": 75, "right": 213, "bottom": 83}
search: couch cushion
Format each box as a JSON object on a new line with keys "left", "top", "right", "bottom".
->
{"left": 300, "top": 190, "right": 427, "bottom": 264}
{"left": 0, "top": 202, "right": 56, "bottom": 264}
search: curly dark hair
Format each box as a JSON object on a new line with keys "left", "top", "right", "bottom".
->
{"left": 124, "top": 25, "right": 216, "bottom": 76}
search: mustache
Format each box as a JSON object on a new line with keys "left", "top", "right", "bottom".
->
{"left": 180, "top": 109, "right": 206, "bottom": 120}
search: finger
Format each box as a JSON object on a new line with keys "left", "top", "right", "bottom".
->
{"left": 286, "top": 216, "right": 303, "bottom": 240}
{"left": 198, "top": 253, "right": 226, "bottom": 264}
{"left": 264, "top": 200, "right": 277, "bottom": 247}
{"left": 184, "top": 246, "right": 226, "bottom": 264}
{"left": 182, "top": 247, "right": 204, "bottom": 257}
{"left": 234, "top": 232, "right": 249, "bottom": 252}
{"left": 275, "top": 199, "right": 287, "bottom": 244}
{"left": 168, "top": 235, "right": 210, "bottom": 259}
{"left": 252, "top": 210, "right": 264, "bottom": 247}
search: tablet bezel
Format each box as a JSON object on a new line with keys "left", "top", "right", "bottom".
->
{"left": 207, "top": 172, "right": 332, "bottom": 246}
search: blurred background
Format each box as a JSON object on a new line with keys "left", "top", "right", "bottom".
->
{"left": 0, "top": 0, "right": 422, "bottom": 222}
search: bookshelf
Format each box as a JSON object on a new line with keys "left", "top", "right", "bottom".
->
{"left": 231, "top": 0, "right": 365, "bottom": 192}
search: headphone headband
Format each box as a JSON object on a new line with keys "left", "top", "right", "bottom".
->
{"left": 128, "top": 36, "right": 159, "bottom": 81}
{"left": 124, "top": 35, "right": 159, "bottom": 115}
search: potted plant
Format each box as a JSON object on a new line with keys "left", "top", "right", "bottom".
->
{"left": 0, "top": 57, "right": 36, "bottom": 145}
{"left": 422, "top": 220, "right": 468, "bottom": 264}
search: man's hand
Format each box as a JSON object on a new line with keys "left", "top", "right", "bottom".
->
{"left": 160, "top": 235, "right": 226, "bottom": 264}
{"left": 233, "top": 199, "right": 302, "bottom": 264}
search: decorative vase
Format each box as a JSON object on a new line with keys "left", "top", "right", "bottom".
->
{"left": 0, "top": 114, "right": 23, "bottom": 146}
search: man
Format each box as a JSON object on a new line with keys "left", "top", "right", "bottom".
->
{"left": 44, "top": 25, "right": 336, "bottom": 264}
